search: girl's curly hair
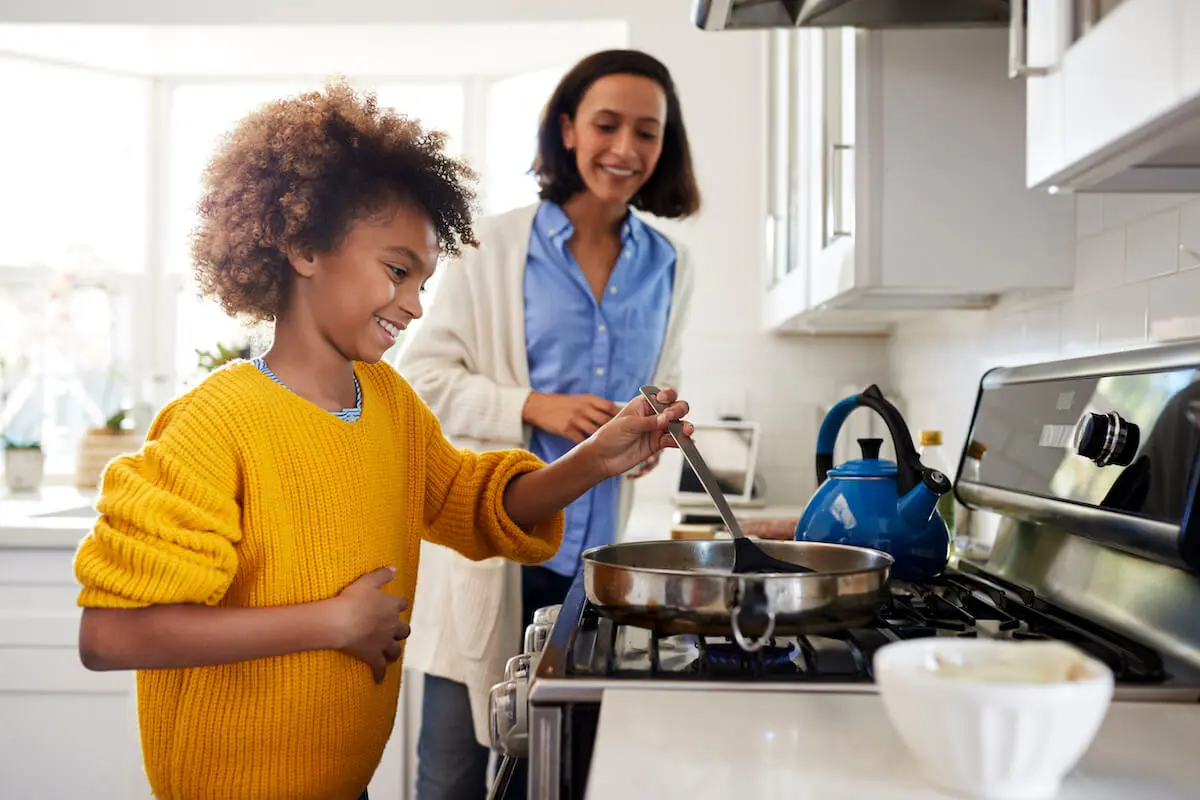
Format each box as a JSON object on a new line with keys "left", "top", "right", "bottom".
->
{"left": 191, "top": 80, "right": 477, "bottom": 322}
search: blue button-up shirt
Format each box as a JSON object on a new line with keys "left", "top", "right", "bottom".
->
{"left": 525, "top": 201, "right": 677, "bottom": 576}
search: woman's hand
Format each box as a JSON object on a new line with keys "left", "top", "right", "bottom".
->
{"left": 522, "top": 392, "right": 620, "bottom": 443}
{"left": 582, "top": 387, "right": 691, "bottom": 479}
{"left": 324, "top": 566, "right": 410, "bottom": 684}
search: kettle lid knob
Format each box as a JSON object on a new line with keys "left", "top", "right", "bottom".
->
{"left": 858, "top": 438, "right": 883, "bottom": 460}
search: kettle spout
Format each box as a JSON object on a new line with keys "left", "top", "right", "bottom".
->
{"left": 897, "top": 480, "right": 948, "bottom": 528}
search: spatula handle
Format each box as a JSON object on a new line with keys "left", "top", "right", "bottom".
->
{"left": 640, "top": 385, "right": 747, "bottom": 541}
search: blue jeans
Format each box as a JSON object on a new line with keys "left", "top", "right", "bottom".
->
{"left": 415, "top": 674, "right": 491, "bottom": 800}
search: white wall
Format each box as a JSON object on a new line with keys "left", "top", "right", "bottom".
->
{"left": 889, "top": 193, "right": 1200, "bottom": 464}
{"left": 0, "top": 0, "right": 889, "bottom": 505}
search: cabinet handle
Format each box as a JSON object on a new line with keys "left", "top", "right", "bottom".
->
{"left": 765, "top": 213, "right": 779, "bottom": 285}
{"left": 827, "top": 143, "right": 853, "bottom": 244}
{"left": 1008, "top": 0, "right": 1056, "bottom": 79}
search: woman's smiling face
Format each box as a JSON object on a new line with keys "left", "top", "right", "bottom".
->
{"left": 560, "top": 73, "right": 668, "bottom": 207}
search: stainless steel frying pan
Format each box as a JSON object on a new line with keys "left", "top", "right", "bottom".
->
{"left": 581, "top": 539, "right": 893, "bottom": 652}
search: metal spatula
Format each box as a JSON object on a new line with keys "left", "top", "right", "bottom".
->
{"left": 639, "top": 386, "right": 814, "bottom": 575}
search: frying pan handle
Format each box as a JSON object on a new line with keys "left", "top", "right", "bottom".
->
{"left": 730, "top": 579, "right": 777, "bottom": 653}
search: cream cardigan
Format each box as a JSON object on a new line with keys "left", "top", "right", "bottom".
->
{"left": 398, "top": 201, "right": 693, "bottom": 746}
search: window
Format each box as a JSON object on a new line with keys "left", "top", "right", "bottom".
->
{"left": 0, "top": 56, "right": 149, "bottom": 274}
{"left": 482, "top": 67, "right": 565, "bottom": 214}
{"left": 0, "top": 56, "right": 146, "bottom": 472}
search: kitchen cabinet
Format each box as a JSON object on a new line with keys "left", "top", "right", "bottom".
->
{"left": 0, "top": 546, "right": 150, "bottom": 799}
{"left": 1019, "top": 0, "right": 1200, "bottom": 192}
{"left": 764, "top": 27, "right": 1074, "bottom": 335}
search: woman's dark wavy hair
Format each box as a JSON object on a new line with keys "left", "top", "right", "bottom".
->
{"left": 531, "top": 49, "right": 701, "bottom": 219}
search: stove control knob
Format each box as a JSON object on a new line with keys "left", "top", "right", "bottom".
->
{"left": 487, "top": 678, "right": 528, "bottom": 757}
{"left": 532, "top": 604, "right": 561, "bottom": 626}
{"left": 1074, "top": 411, "right": 1139, "bottom": 467}
{"left": 504, "top": 652, "right": 534, "bottom": 683}
{"left": 523, "top": 620, "right": 552, "bottom": 654}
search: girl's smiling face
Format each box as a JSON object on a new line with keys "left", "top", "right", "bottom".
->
{"left": 287, "top": 200, "right": 439, "bottom": 364}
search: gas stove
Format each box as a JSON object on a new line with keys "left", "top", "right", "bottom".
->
{"left": 543, "top": 563, "right": 1184, "bottom": 696}
{"left": 489, "top": 342, "right": 1200, "bottom": 800}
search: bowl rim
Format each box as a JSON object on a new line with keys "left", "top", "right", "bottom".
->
{"left": 872, "top": 637, "right": 1116, "bottom": 691}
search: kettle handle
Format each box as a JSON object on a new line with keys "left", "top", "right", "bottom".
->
{"left": 815, "top": 384, "right": 926, "bottom": 497}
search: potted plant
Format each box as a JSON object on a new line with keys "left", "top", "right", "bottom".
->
{"left": 196, "top": 341, "right": 253, "bottom": 374}
{"left": 4, "top": 437, "right": 44, "bottom": 492}
{"left": 75, "top": 407, "right": 137, "bottom": 489}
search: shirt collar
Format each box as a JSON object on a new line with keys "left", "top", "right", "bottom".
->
{"left": 537, "top": 201, "right": 644, "bottom": 248}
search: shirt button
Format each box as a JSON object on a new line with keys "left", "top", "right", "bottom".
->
{"left": 598, "top": 324, "right": 607, "bottom": 333}
{"left": 595, "top": 367, "right": 605, "bottom": 376}
{"left": 548, "top": 228, "right": 557, "bottom": 236}
{"left": 609, "top": 286, "right": 618, "bottom": 294}
{"left": 624, "top": 250, "right": 632, "bottom": 259}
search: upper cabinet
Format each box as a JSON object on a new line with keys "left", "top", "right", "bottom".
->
{"left": 1018, "top": 0, "right": 1200, "bottom": 192}
{"left": 765, "top": 26, "right": 1075, "bottom": 334}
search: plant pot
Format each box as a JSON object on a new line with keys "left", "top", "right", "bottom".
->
{"left": 76, "top": 428, "right": 138, "bottom": 489}
{"left": 5, "top": 448, "right": 45, "bottom": 492}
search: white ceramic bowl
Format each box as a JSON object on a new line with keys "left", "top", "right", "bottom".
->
{"left": 873, "top": 638, "right": 1114, "bottom": 800}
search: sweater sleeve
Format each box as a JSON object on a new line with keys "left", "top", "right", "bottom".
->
{"left": 74, "top": 394, "right": 243, "bottom": 609}
{"left": 420, "top": 409, "right": 563, "bottom": 564}
{"left": 396, "top": 239, "right": 532, "bottom": 445}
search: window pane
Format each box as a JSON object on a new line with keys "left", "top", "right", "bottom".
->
{"left": 374, "top": 83, "right": 465, "bottom": 156}
{"left": 0, "top": 279, "right": 135, "bottom": 476}
{"left": 483, "top": 67, "right": 564, "bottom": 215}
{"left": 0, "top": 55, "right": 149, "bottom": 274}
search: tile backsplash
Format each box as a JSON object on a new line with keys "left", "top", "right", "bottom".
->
{"left": 889, "top": 193, "right": 1200, "bottom": 466}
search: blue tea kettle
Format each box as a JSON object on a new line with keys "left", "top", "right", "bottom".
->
{"left": 795, "top": 385, "right": 952, "bottom": 581}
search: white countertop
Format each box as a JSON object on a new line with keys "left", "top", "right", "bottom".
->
{"left": 586, "top": 689, "right": 1200, "bottom": 799}
{"left": 0, "top": 491, "right": 800, "bottom": 551}
{"left": 0, "top": 486, "right": 97, "bottom": 549}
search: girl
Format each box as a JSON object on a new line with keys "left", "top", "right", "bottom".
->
{"left": 71, "top": 81, "right": 691, "bottom": 800}
{"left": 397, "top": 49, "right": 701, "bottom": 798}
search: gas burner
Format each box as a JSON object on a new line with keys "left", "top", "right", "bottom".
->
{"left": 687, "top": 642, "right": 797, "bottom": 677}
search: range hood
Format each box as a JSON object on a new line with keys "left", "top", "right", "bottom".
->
{"left": 693, "top": 0, "right": 1011, "bottom": 30}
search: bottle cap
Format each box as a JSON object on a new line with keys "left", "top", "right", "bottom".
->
{"left": 966, "top": 439, "right": 987, "bottom": 460}
{"left": 919, "top": 430, "right": 943, "bottom": 446}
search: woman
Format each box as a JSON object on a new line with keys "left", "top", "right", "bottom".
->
{"left": 398, "top": 49, "right": 701, "bottom": 799}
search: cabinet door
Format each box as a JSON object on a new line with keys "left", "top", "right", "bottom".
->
{"left": 1023, "top": 0, "right": 1070, "bottom": 187}
{"left": 0, "top": 549, "right": 148, "bottom": 799}
{"left": 806, "top": 27, "right": 857, "bottom": 308}
{"left": 1061, "top": 0, "right": 1178, "bottom": 168}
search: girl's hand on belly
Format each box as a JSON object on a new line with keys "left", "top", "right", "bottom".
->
{"left": 322, "top": 566, "right": 411, "bottom": 683}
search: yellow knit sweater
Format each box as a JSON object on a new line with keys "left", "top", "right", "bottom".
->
{"left": 73, "top": 360, "right": 563, "bottom": 800}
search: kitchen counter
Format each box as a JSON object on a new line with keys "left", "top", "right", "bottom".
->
{"left": 619, "top": 499, "right": 806, "bottom": 544}
{"left": 0, "top": 486, "right": 97, "bottom": 549}
{"left": 586, "top": 689, "right": 1200, "bottom": 799}
{"left": 0, "top": 492, "right": 803, "bottom": 551}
